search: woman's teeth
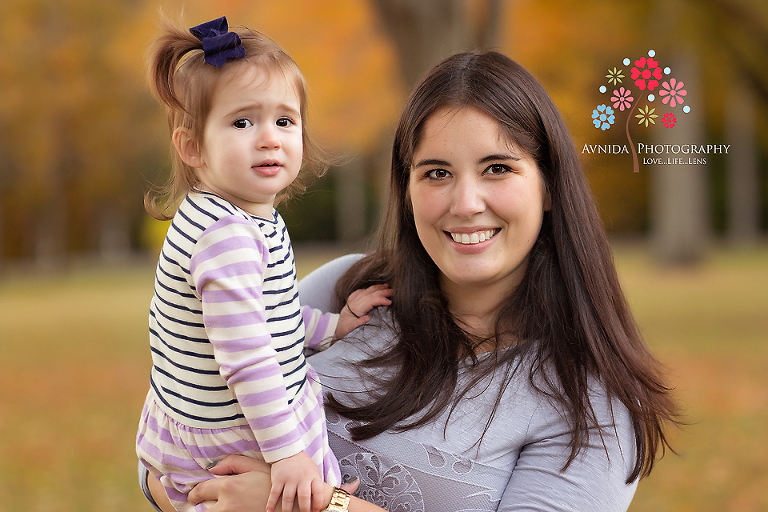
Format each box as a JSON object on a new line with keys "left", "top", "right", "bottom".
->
{"left": 449, "top": 229, "right": 498, "bottom": 245}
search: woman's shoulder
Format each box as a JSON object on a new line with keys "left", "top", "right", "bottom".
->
{"left": 298, "top": 254, "right": 365, "bottom": 312}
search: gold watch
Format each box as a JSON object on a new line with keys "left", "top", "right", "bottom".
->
{"left": 323, "top": 487, "right": 351, "bottom": 512}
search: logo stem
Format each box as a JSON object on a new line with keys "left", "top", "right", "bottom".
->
{"left": 625, "top": 95, "right": 642, "bottom": 173}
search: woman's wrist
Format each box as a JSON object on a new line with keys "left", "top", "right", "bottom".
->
{"left": 321, "top": 486, "right": 351, "bottom": 511}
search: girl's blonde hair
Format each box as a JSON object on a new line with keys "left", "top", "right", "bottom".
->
{"left": 145, "top": 16, "right": 328, "bottom": 220}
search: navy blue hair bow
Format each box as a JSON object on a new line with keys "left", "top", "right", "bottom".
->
{"left": 190, "top": 17, "right": 246, "bottom": 67}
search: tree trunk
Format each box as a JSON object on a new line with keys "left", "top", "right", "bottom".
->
{"left": 334, "top": 157, "right": 368, "bottom": 244}
{"left": 726, "top": 79, "right": 760, "bottom": 244}
{"left": 650, "top": 51, "right": 710, "bottom": 265}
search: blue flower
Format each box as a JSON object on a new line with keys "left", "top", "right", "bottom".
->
{"left": 591, "top": 104, "right": 615, "bottom": 130}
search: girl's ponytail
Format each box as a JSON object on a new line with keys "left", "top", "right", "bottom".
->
{"left": 148, "top": 18, "right": 201, "bottom": 114}
{"left": 144, "top": 17, "right": 207, "bottom": 220}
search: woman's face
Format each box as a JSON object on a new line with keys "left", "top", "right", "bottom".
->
{"left": 408, "top": 106, "right": 550, "bottom": 300}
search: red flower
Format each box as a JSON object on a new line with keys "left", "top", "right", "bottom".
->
{"left": 630, "top": 57, "right": 663, "bottom": 91}
{"left": 662, "top": 112, "right": 677, "bottom": 128}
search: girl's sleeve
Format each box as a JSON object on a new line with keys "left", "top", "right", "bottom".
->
{"left": 301, "top": 307, "right": 339, "bottom": 352}
{"left": 190, "top": 216, "right": 304, "bottom": 463}
{"left": 497, "top": 391, "right": 638, "bottom": 511}
{"left": 298, "top": 254, "right": 364, "bottom": 352}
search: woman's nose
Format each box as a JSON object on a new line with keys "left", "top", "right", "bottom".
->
{"left": 449, "top": 178, "right": 485, "bottom": 218}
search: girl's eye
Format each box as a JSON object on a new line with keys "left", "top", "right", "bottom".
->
{"left": 426, "top": 169, "right": 451, "bottom": 179}
{"left": 233, "top": 118, "right": 253, "bottom": 129}
{"left": 276, "top": 117, "right": 295, "bottom": 128}
{"left": 485, "top": 164, "right": 512, "bottom": 175}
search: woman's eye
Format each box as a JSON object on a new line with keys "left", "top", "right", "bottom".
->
{"left": 233, "top": 118, "right": 253, "bottom": 129}
{"left": 485, "top": 164, "right": 512, "bottom": 175}
{"left": 426, "top": 169, "right": 450, "bottom": 179}
{"left": 276, "top": 117, "right": 294, "bottom": 128}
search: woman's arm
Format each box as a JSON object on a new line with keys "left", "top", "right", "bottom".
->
{"left": 147, "top": 472, "right": 176, "bottom": 512}
{"left": 183, "top": 455, "right": 386, "bottom": 512}
{"left": 498, "top": 394, "right": 638, "bottom": 511}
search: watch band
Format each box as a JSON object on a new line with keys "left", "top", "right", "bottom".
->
{"left": 323, "top": 487, "right": 351, "bottom": 512}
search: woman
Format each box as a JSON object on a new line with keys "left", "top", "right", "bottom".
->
{"left": 143, "top": 50, "right": 677, "bottom": 511}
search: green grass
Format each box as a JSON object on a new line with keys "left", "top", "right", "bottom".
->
{"left": 0, "top": 244, "right": 765, "bottom": 511}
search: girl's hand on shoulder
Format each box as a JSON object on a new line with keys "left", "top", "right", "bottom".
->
{"left": 335, "top": 284, "right": 392, "bottom": 340}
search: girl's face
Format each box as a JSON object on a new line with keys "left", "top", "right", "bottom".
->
{"left": 408, "top": 106, "right": 550, "bottom": 302}
{"left": 196, "top": 65, "right": 303, "bottom": 218}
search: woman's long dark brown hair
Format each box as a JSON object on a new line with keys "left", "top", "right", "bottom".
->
{"left": 328, "top": 51, "right": 678, "bottom": 483}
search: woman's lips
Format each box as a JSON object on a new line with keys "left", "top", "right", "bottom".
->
{"left": 447, "top": 229, "right": 499, "bottom": 245}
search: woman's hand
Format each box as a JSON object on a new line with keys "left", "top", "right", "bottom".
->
{"left": 188, "top": 455, "right": 274, "bottom": 512}
{"left": 186, "top": 454, "right": 365, "bottom": 512}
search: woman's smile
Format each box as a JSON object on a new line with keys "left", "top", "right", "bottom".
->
{"left": 447, "top": 228, "right": 500, "bottom": 245}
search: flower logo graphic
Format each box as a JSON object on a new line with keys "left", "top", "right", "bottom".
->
{"left": 659, "top": 78, "right": 687, "bottom": 107}
{"left": 591, "top": 49, "right": 693, "bottom": 172}
{"left": 606, "top": 67, "right": 624, "bottom": 85}
{"left": 630, "top": 56, "right": 663, "bottom": 91}
{"left": 592, "top": 104, "right": 615, "bottom": 130}
{"left": 611, "top": 87, "right": 633, "bottom": 111}
{"left": 636, "top": 105, "right": 658, "bottom": 127}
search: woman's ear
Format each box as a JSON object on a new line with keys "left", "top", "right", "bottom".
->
{"left": 172, "top": 128, "right": 203, "bottom": 168}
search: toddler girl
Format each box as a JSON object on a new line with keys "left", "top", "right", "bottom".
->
{"left": 136, "top": 16, "right": 390, "bottom": 512}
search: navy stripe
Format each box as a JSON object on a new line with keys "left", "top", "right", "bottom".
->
{"left": 156, "top": 277, "right": 197, "bottom": 300}
{"left": 150, "top": 346, "right": 220, "bottom": 375}
{"left": 153, "top": 365, "right": 228, "bottom": 392}
{"left": 165, "top": 236, "right": 191, "bottom": 259}
{"left": 170, "top": 220, "right": 197, "bottom": 245}
{"left": 151, "top": 379, "right": 243, "bottom": 423}
{"left": 176, "top": 207, "right": 206, "bottom": 232}
{"left": 267, "top": 309, "right": 301, "bottom": 323}
{"left": 150, "top": 310, "right": 207, "bottom": 343}
{"left": 265, "top": 291, "right": 300, "bottom": 311}
{"left": 188, "top": 195, "right": 222, "bottom": 222}
{"left": 149, "top": 326, "right": 212, "bottom": 359}
{"left": 154, "top": 286, "right": 203, "bottom": 316}
{"left": 153, "top": 301, "right": 205, "bottom": 328}
{"left": 160, "top": 251, "right": 190, "bottom": 275}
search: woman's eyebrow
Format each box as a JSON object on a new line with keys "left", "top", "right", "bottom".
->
{"left": 413, "top": 158, "right": 451, "bottom": 168}
{"left": 478, "top": 153, "right": 521, "bottom": 163}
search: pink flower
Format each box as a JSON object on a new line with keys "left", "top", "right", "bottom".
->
{"left": 610, "top": 87, "right": 634, "bottom": 111}
{"left": 630, "top": 57, "right": 663, "bottom": 91}
{"left": 659, "top": 78, "right": 687, "bottom": 107}
{"left": 662, "top": 112, "right": 677, "bottom": 128}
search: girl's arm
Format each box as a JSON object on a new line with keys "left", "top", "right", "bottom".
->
{"left": 191, "top": 217, "right": 305, "bottom": 461}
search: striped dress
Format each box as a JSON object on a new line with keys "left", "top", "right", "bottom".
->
{"left": 136, "top": 192, "right": 340, "bottom": 511}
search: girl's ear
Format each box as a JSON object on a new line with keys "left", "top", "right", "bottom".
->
{"left": 172, "top": 127, "right": 203, "bottom": 168}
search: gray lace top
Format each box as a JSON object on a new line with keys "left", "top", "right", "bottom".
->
{"left": 300, "top": 255, "right": 639, "bottom": 512}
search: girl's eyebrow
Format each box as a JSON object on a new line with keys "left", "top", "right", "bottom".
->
{"left": 225, "top": 102, "right": 301, "bottom": 118}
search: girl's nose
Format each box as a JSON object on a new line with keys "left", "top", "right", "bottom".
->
{"left": 258, "top": 124, "right": 281, "bottom": 149}
{"left": 449, "top": 178, "right": 485, "bottom": 218}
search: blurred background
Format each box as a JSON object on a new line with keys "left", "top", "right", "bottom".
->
{"left": 0, "top": 0, "right": 766, "bottom": 510}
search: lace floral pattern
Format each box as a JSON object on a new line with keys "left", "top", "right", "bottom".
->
{"left": 339, "top": 452, "right": 425, "bottom": 512}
